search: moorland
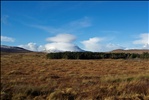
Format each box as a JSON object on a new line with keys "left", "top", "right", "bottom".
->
{"left": 1, "top": 52, "right": 149, "bottom": 100}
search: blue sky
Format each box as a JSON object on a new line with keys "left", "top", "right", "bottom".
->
{"left": 1, "top": 1, "right": 149, "bottom": 52}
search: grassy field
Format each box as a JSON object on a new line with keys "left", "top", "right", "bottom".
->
{"left": 1, "top": 52, "right": 149, "bottom": 100}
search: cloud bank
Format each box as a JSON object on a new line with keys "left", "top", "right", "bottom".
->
{"left": 17, "top": 33, "right": 148, "bottom": 52}
{"left": 133, "top": 33, "right": 149, "bottom": 49}
{"left": 46, "top": 34, "right": 76, "bottom": 43}
{"left": 81, "top": 37, "right": 125, "bottom": 52}
{"left": 1, "top": 36, "right": 15, "bottom": 42}
{"left": 18, "top": 42, "right": 44, "bottom": 51}
{"left": 45, "top": 34, "right": 82, "bottom": 52}
{"left": 29, "top": 17, "right": 92, "bottom": 34}
{"left": 18, "top": 34, "right": 82, "bottom": 52}
{"left": 81, "top": 37, "right": 103, "bottom": 52}
{"left": 45, "top": 43, "right": 81, "bottom": 52}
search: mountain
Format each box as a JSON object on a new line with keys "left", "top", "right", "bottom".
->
{"left": 43, "top": 46, "right": 85, "bottom": 53}
{"left": 110, "top": 49, "right": 149, "bottom": 54}
{"left": 1, "top": 45, "right": 84, "bottom": 53}
{"left": 1, "top": 45, "right": 32, "bottom": 53}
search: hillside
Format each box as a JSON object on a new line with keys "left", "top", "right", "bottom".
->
{"left": 110, "top": 49, "right": 149, "bottom": 54}
{"left": 0, "top": 45, "right": 32, "bottom": 53}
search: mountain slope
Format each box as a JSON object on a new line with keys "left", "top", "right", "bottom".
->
{"left": 110, "top": 49, "right": 149, "bottom": 54}
{"left": 1, "top": 45, "right": 32, "bottom": 53}
{"left": 44, "top": 45, "right": 85, "bottom": 53}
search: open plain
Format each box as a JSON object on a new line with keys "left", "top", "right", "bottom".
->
{"left": 1, "top": 52, "right": 149, "bottom": 100}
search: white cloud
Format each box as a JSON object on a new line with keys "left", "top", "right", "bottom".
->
{"left": 106, "top": 43, "right": 125, "bottom": 51}
{"left": 81, "top": 37, "right": 125, "bottom": 52}
{"left": 1, "top": 36, "right": 15, "bottom": 42}
{"left": 133, "top": 33, "right": 149, "bottom": 49}
{"left": 38, "top": 45, "right": 46, "bottom": 51}
{"left": 133, "top": 33, "right": 149, "bottom": 45}
{"left": 45, "top": 33, "right": 82, "bottom": 52}
{"left": 81, "top": 37, "right": 103, "bottom": 52}
{"left": 45, "top": 43, "right": 80, "bottom": 52}
{"left": 18, "top": 34, "right": 127, "bottom": 52}
{"left": 29, "top": 17, "right": 92, "bottom": 34}
{"left": 143, "top": 43, "right": 149, "bottom": 49}
{"left": 46, "top": 33, "right": 76, "bottom": 43}
{"left": 69, "top": 17, "right": 92, "bottom": 28}
{"left": 18, "top": 42, "right": 45, "bottom": 51}
{"left": 29, "top": 24, "right": 63, "bottom": 34}
{"left": 19, "top": 34, "right": 81, "bottom": 52}
{"left": 18, "top": 34, "right": 82, "bottom": 52}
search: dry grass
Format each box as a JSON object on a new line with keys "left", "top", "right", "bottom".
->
{"left": 1, "top": 52, "right": 149, "bottom": 100}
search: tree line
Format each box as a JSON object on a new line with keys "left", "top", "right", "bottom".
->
{"left": 46, "top": 52, "right": 149, "bottom": 59}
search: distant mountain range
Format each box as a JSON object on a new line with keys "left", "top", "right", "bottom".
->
{"left": 110, "top": 49, "right": 149, "bottom": 54}
{"left": 1, "top": 45, "right": 149, "bottom": 54}
{"left": 0, "top": 45, "right": 84, "bottom": 53}
{"left": 0, "top": 45, "right": 31, "bottom": 53}
{"left": 43, "top": 45, "right": 85, "bottom": 53}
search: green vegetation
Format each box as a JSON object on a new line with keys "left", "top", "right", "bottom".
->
{"left": 47, "top": 52, "right": 149, "bottom": 59}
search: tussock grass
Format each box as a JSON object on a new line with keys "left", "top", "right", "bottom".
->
{"left": 1, "top": 52, "right": 149, "bottom": 100}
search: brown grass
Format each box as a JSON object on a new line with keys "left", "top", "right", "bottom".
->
{"left": 1, "top": 52, "right": 149, "bottom": 100}
{"left": 110, "top": 49, "right": 149, "bottom": 54}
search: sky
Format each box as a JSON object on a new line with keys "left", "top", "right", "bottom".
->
{"left": 1, "top": 1, "right": 149, "bottom": 52}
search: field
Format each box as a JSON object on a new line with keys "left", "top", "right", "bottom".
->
{"left": 1, "top": 52, "right": 149, "bottom": 100}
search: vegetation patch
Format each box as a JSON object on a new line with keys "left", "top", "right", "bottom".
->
{"left": 47, "top": 52, "right": 149, "bottom": 59}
